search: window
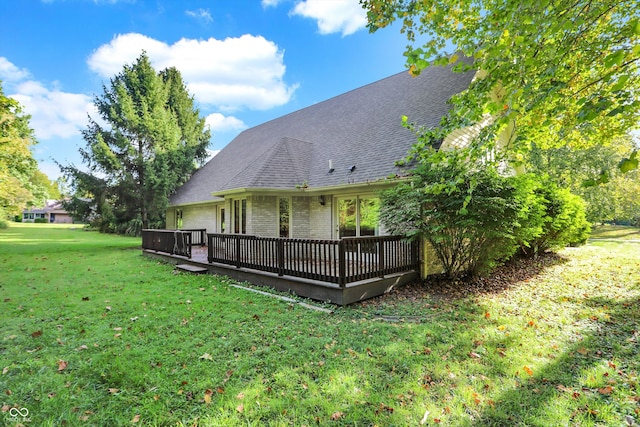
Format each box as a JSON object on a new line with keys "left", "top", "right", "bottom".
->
{"left": 232, "top": 199, "right": 247, "bottom": 234}
{"left": 278, "top": 198, "right": 290, "bottom": 238}
{"left": 175, "top": 209, "right": 183, "bottom": 229}
{"left": 219, "top": 207, "right": 225, "bottom": 233}
{"left": 337, "top": 197, "right": 380, "bottom": 238}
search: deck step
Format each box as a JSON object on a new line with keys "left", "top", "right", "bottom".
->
{"left": 175, "top": 264, "right": 208, "bottom": 274}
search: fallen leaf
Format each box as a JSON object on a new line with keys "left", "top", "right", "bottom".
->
{"left": 2, "top": 367, "right": 8, "bottom": 375}
{"left": 131, "top": 414, "right": 140, "bottom": 423}
{"left": 130, "top": 317, "right": 139, "bottom": 321}
{"left": 236, "top": 404, "right": 244, "bottom": 413}
{"left": 108, "top": 388, "right": 119, "bottom": 395}
{"left": 57, "top": 338, "right": 65, "bottom": 345}
{"left": 523, "top": 366, "right": 534, "bottom": 376}
{"left": 31, "top": 330, "right": 43, "bottom": 338}
{"left": 598, "top": 386, "right": 614, "bottom": 395}
{"left": 105, "top": 306, "right": 111, "bottom": 311}
{"left": 331, "top": 412, "right": 344, "bottom": 420}
{"left": 469, "top": 352, "right": 482, "bottom": 359}
{"left": 1, "top": 405, "right": 9, "bottom": 412}
{"left": 204, "top": 389, "right": 213, "bottom": 404}
{"left": 420, "top": 409, "right": 430, "bottom": 425}
{"left": 57, "top": 360, "right": 68, "bottom": 371}
{"left": 484, "top": 312, "right": 491, "bottom": 319}
{"left": 76, "top": 345, "right": 88, "bottom": 351}
{"left": 236, "top": 392, "right": 245, "bottom": 399}
{"left": 199, "top": 353, "right": 213, "bottom": 361}
{"left": 113, "top": 327, "right": 123, "bottom": 331}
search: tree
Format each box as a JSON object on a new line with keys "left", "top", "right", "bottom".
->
{"left": 0, "top": 81, "right": 48, "bottom": 224}
{"left": 527, "top": 136, "right": 640, "bottom": 224}
{"left": 61, "top": 53, "right": 210, "bottom": 234}
{"left": 380, "top": 150, "right": 525, "bottom": 278}
{"left": 362, "top": 0, "right": 639, "bottom": 164}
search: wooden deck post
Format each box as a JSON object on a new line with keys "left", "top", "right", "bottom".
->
{"left": 378, "top": 239, "right": 385, "bottom": 278}
{"left": 338, "top": 239, "right": 346, "bottom": 287}
{"left": 277, "top": 238, "right": 284, "bottom": 276}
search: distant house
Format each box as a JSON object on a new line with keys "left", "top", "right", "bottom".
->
{"left": 167, "top": 62, "right": 475, "bottom": 243}
{"left": 22, "top": 200, "right": 73, "bottom": 224}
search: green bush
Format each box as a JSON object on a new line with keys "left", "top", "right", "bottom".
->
{"left": 380, "top": 151, "right": 523, "bottom": 278}
{"left": 34, "top": 218, "right": 48, "bottom": 224}
{"left": 515, "top": 177, "right": 591, "bottom": 256}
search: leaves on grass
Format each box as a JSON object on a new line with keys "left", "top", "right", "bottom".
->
{"left": 57, "top": 360, "right": 68, "bottom": 371}
{"left": 131, "top": 414, "right": 140, "bottom": 423}
{"left": 31, "top": 330, "right": 42, "bottom": 338}
{"left": 598, "top": 386, "right": 614, "bottom": 395}
{"left": 203, "top": 389, "right": 213, "bottom": 404}
{"left": 523, "top": 366, "right": 534, "bottom": 376}
{"left": 199, "top": 353, "right": 213, "bottom": 361}
{"left": 236, "top": 404, "right": 244, "bottom": 413}
{"left": 330, "top": 411, "right": 344, "bottom": 420}
{"left": 108, "top": 388, "right": 119, "bottom": 395}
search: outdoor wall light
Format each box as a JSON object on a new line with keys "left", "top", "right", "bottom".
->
{"left": 328, "top": 159, "right": 334, "bottom": 173}
{"left": 319, "top": 195, "right": 326, "bottom": 206}
{"left": 348, "top": 165, "right": 356, "bottom": 172}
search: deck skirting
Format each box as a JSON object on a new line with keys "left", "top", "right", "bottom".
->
{"left": 143, "top": 249, "right": 418, "bottom": 305}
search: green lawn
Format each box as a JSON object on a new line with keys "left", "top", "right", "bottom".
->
{"left": 1, "top": 223, "right": 638, "bottom": 426}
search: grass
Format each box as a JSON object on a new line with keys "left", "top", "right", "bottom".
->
{"left": 590, "top": 224, "right": 640, "bottom": 241}
{"left": 1, "top": 223, "right": 639, "bottom": 426}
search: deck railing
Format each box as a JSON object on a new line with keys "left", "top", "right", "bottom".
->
{"left": 142, "top": 229, "right": 196, "bottom": 258}
{"left": 206, "top": 234, "right": 419, "bottom": 287}
{"left": 179, "top": 229, "right": 207, "bottom": 246}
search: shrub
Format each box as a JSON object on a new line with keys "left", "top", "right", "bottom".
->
{"left": 380, "top": 151, "right": 523, "bottom": 278}
{"left": 516, "top": 178, "right": 591, "bottom": 256}
{"left": 34, "top": 218, "right": 48, "bottom": 224}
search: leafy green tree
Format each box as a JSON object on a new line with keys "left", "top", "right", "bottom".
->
{"left": 380, "top": 150, "right": 524, "bottom": 278}
{"left": 527, "top": 137, "right": 640, "bottom": 224}
{"left": 0, "top": 81, "right": 48, "bottom": 224}
{"left": 61, "top": 53, "right": 210, "bottom": 234}
{"left": 362, "top": 0, "right": 639, "bottom": 164}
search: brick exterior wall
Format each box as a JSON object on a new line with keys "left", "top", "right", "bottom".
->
{"left": 182, "top": 205, "right": 217, "bottom": 233}
{"left": 291, "top": 196, "right": 310, "bottom": 238}
{"left": 249, "top": 195, "right": 278, "bottom": 237}
{"left": 309, "top": 195, "right": 333, "bottom": 239}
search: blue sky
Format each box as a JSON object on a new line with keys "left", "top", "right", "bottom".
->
{"left": 0, "top": 0, "right": 410, "bottom": 180}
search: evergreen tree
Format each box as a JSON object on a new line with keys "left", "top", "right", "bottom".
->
{"left": 61, "top": 53, "right": 210, "bottom": 234}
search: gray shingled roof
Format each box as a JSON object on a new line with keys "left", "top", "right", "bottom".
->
{"left": 169, "top": 62, "right": 475, "bottom": 206}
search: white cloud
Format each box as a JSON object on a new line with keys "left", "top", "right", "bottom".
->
{"left": 0, "top": 58, "right": 93, "bottom": 141}
{"left": 205, "top": 113, "right": 247, "bottom": 133}
{"left": 291, "top": 0, "right": 367, "bottom": 36}
{"left": 87, "top": 33, "right": 298, "bottom": 111}
{"left": 10, "top": 80, "right": 94, "bottom": 139}
{"left": 261, "top": 0, "right": 283, "bottom": 7}
{"left": 0, "top": 57, "right": 31, "bottom": 82}
{"left": 185, "top": 8, "right": 213, "bottom": 24}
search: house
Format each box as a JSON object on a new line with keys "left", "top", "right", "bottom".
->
{"left": 148, "top": 61, "right": 476, "bottom": 304}
{"left": 22, "top": 200, "right": 73, "bottom": 224}
{"left": 166, "top": 62, "right": 475, "bottom": 242}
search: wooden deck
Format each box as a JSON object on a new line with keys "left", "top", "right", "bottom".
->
{"left": 142, "top": 231, "right": 420, "bottom": 305}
